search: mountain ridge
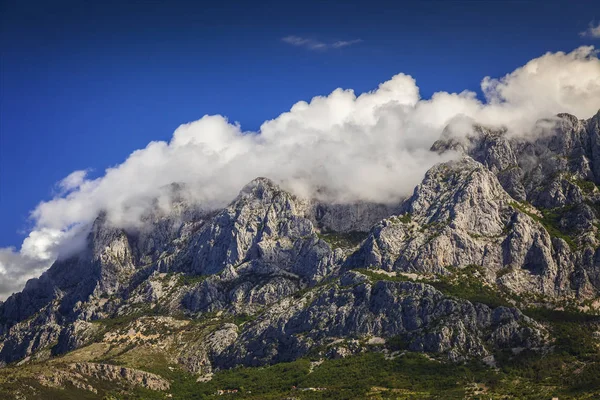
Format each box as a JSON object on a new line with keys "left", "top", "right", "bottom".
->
{"left": 2, "top": 111, "right": 600, "bottom": 399}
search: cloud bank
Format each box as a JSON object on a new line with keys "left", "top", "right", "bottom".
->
{"left": 580, "top": 21, "right": 600, "bottom": 39}
{"left": 1, "top": 46, "right": 600, "bottom": 300}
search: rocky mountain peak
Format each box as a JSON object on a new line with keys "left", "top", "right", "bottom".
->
{"left": 403, "top": 156, "right": 511, "bottom": 234}
{"left": 238, "top": 176, "right": 281, "bottom": 199}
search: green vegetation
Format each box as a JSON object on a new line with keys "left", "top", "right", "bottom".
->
{"left": 91, "top": 312, "right": 147, "bottom": 332}
{"left": 494, "top": 307, "right": 600, "bottom": 399}
{"left": 574, "top": 179, "right": 597, "bottom": 194}
{"left": 510, "top": 201, "right": 577, "bottom": 250}
{"left": 121, "top": 323, "right": 600, "bottom": 399}
{"left": 177, "top": 273, "right": 208, "bottom": 286}
{"left": 232, "top": 313, "right": 255, "bottom": 326}
{"left": 522, "top": 307, "right": 600, "bottom": 357}
{"left": 354, "top": 265, "right": 510, "bottom": 309}
{"left": 390, "top": 213, "right": 411, "bottom": 224}
{"left": 430, "top": 266, "right": 510, "bottom": 309}
{"left": 296, "top": 352, "right": 489, "bottom": 399}
{"left": 352, "top": 268, "right": 410, "bottom": 283}
{"left": 9, "top": 349, "right": 600, "bottom": 399}
{"left": 55, "top": 352, "right": 502, "bottom": 399}
{"left": 317, "top": 231, "right": 368, "bottom": 249}
{"left": 495, "top": 266, "right": 513, "bottom": 279}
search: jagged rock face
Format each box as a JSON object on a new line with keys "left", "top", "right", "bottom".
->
{"left": 216, "top": 271, "right": 545, "bottom": 367}
{"left": 422, "top": 111, "right": 600, "bottom": 298}
{"left": 431, "top": 113, "right": 600, "bottom": 208}
{"left": 0, "top": 219, "right": 141, "bottom": 364}
{"left": 0, "top": 204, "right": 206, "bottom": 362}
{"left": 309, "top": 202, "right": 399, "bottom": 233}
{"left": 177, "top": 178, "right": 338, "bottom": 281}
{"left": 350, "top": 156, "right": 576, "bottom": 297}
{"left": 153, "top": 179, "right": 349, "bottom": 317}
{"left": 0, "top": 178, "right": 344, "bottom": 364}
{"left": 432, "top": 112, "right": 600, "bottom": 210}
{"left": 53, "top": 321, "right": 99, "bottom": 356}
{"left": 0, "top": 309, "right": 62, "bottom": 365}
{"left": 69, "top": 362, "right": 170, "bottom": 391}
{"left": 182, "top": 262, "right": 304, "bottom": 314}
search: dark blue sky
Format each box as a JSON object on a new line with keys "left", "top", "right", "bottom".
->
{"left": 0, "top": 0, "right": 598, "bottom": 247}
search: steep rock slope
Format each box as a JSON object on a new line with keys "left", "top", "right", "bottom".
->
{"left": 217, "top": 270, "right": 545, "bottom": 367}
{"left": 427, "top": 111, "right": 600, "bottom": 297}
{"left": 351, "top": 156, "right": 575, "bottom": 298}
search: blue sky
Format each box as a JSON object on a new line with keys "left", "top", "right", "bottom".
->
{"left": 1, "top": 0, "right": 599, "bottom": 249}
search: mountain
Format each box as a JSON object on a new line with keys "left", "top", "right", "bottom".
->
{"left": 1, "top": 112, "right": 600, "bottom": 399}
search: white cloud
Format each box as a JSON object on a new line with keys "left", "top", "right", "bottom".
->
{"left": 0, "top": 229, "right": 65, "bottom": 298}
{"left": 0, "top": 46, "right": 599, "bottom": 300}
{"left": 580, "top": 21, "right": 600, "bottom": 39}
{"left": 58, "top": 170, "right": 88, "bottom": 192}
{"left": 282, "top": 36, "right": 363, "bottom": 51}
{"left": 332, "top": 39, "right": 363, "bottom": 48}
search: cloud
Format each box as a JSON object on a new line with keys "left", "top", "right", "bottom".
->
{"left": 58, "top": 170, "right": 89, "bottom": 192}
{"left": 1, "top": 46, "right": 599, "bottom": 300}
{"left": 580, "top": 21, "right": 600, "bottom": 39}
{"left": 0, "top": 229, "right": 66, "bottom": 298}
{"left": 282, "top": 36, "right": 363, "bottom": 51}
{"left": 332, "top": 39, "right": 363, "bottom": 48}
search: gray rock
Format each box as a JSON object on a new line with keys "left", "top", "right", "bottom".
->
{"left": 216, "top": 275, "right": 545, "bottom": 366}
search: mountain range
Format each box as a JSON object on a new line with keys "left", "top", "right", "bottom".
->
{"left": 2, "top": 111, "right": 600, "bottom": 399}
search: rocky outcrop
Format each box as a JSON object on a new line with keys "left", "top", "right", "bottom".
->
{"left": 216, "top": 270, "right": 546, "bottom": 366}
{"left": 431, "top": 113, "right": 600, "bottom": 210}
{"left": 182, "top": 262, "right": 304, "bottom": 314}
{"left": 350, "top": 156, "right": 576, "bottom": 297}
{"left": 0, "top": 303, "right": 62, "bottom": 364}
{"left": 69, "top": 362, "right": 170, "bottom": 391}
{"left": 175, "top": 178, "right": 339, "bottom": 281}
{"left": 53, "top": 320, "right": 100, "bottom": 356}
{"left": 428, "top": 111, "right": 600, "bottom": 297}
{"left": 309, "top": 201, "right": 398, "bottom": 233}
{"left": 37, "top": 369, "right": 98, "bottom": 394}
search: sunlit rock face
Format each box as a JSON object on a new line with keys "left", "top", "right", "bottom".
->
{"left": 1, "top": 111, "right": 599, "bottom": 370}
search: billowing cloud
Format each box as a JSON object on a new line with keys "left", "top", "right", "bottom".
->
{"left": 580, "top": 21, "right": 600, "bottom": 39}
{"left": 282, "top": 36, "right": 363, "bottom": 51}
{"left": 1, "top": 46, "right": 599, "bottom": 300}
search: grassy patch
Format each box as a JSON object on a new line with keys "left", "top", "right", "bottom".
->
{"left": 5, "top": 342, "right": 600, "bottom": 399}
{"left": 522, "top": 307, "right": 600, "bottom": 357}
{"left": 91, "top": 312, "right": 144, "bottom": 332}
{"left": 317, "top": 231, "right": 368, "bottom": 249}
{"left": 511, "top": 202, "right": 577, "bottom": 250}
{"left": 429, "top": 265, "right": 510, "bottom": 309}
{"left": 389, "top": 213, "right": 411, "bottom": 224}
{"left": 574, "top": 179, "right": 597, "bottom": 194}
{"left": 353, "top": 265, "right": 509, "bottom": 309}
{"left": 352, "top": 268, "right": 410, "bottom": 283}
{"left": 178, "top": 273, "right": 208, "bottom": 286}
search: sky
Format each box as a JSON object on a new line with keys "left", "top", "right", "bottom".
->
{"left": 1, "top": 0, "right": 600, "bottom": 299}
